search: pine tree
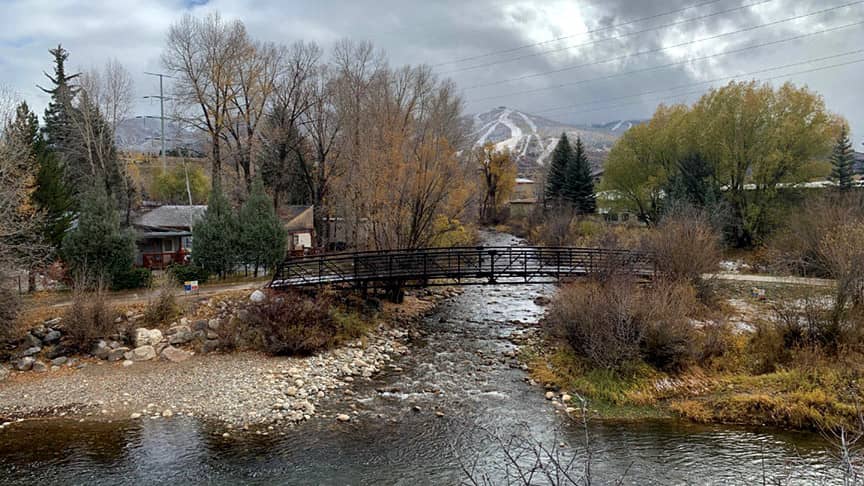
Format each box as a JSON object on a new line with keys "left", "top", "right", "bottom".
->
{"left": 32, "top": 142, "right": 73, "bottom": 249}
{"left": 192, "top": 183, "right": 239, "bottom": 278}
{"left": 60, "top": 184, "right": 134, "bottom": 286}
{"left": 238, "top": 177, "right": 287, "bottom": 277}
{"left": 830, "top": 126, "right": 855, "bottom": 191}
{"left": 563, "top": 136, "right": 596, "bottom": 214}
{"left": 545, "top": 133, "right": 572, "bottom": 205}
{"left": 39, "top": 44, "right": 79, "bottom": 154}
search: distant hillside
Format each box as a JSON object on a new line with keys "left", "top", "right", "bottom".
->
{"left": 468, "top": 106, "right": 646, "bottom": 176}
{"left": 115, "top": 118, "right": 203, "bottom": 155}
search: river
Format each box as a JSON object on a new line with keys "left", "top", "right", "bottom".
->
{"left": 0, "top": 233, "right": 846, "bottom": 485}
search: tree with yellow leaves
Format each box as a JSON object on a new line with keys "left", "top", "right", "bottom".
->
{"left": 475, "top": 143, "right": 516, "bottom": 225}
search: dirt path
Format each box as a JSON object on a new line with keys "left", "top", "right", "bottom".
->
{"left": 710, "top": 272, "right": 833, "bottom": 287}
{"left": 23, "top": 278, "right": 269, "bottom": 311}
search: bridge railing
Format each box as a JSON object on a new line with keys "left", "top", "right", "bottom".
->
{"left": 269, "top": 246, "right": 655, "bottom": 289}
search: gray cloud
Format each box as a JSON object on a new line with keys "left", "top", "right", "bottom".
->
{"left": 0, "top": 0, "right": 861, "bottom": 145}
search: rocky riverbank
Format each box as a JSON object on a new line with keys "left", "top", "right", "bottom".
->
{"left": 0, "top": 288, "right": 459, "bottom": 430}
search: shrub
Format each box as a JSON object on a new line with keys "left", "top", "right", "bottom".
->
{"left": 646, "top": 206, "right": 722, "bottom": 301}
{"left": 63, "top": 287, "right": 117, "bottom": 352}
{"left": 143, "top": 277, "right": 180, "bottom": 325}
{"left": 0, "top": 286, "right": 20, "bottom": 343}
{"left": 548, "top": 277, "right": 699, "bottom": 372}
{"left": 220, "top": 291, "right": 371, "bottom": 356}
{"left": 111, "top": 267, "right": 153, "bottom": 290}
{"left": 169, "top": 263, "right": 210, "bottom": 285}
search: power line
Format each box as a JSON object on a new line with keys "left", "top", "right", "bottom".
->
{"left": 433, "top": 0, "right": 729, "bottom": 67}
{"left": 439, "top": 0, "right": 776, "bottom": 75}
{"left": 465, "top": 4, "right": 864, "bottom": 91}
{"left": 468, "top": 20, "right": 864, "bottom": 102}
{"left": 524, "top": 50, "right": 864, "bottom": 117}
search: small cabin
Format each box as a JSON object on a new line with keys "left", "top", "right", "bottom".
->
{"left": 277, "top": 205, "right": 315, "bottom": 255}
{"left": 131, "top": 205, "right": 206, "bottom": 269}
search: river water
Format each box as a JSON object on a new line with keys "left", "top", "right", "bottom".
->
{"left": 0, "top": 233, "right": 847, "bottom": 485}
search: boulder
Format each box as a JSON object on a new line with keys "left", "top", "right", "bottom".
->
{"left": 43, "top": 330, "right": 62, "bottom": 344}
{"left": 107, "top": 347, "right": 130, "bottom": 362}
{"left": 0, "top": 366, "right": 8, "bottom": 381}
{"left": 192, "top": 320, "right": 209, "bottom": 331}
{"left": 168, "top": 325, "right": 193, "bottom": 345}
{"left": 14, "top": 357, "right": 35, "bottom": 371}
{"left": 207, "top": 319, "right": 221, "bottom": 331}
{"left": 92, "top": 340, "right": 111, "bottom": 360}
{"left": 25, "top": 333, "right": 43, "bottom": 348}
{"left": 133, "top": 328, "right": 163, "bottom": 347}
{"left": 32, "top": 361, "right": 48, "bottom": 373}
{"left": 161, "top": 346, "right": 193, "bottom": 363}
{"left": 201, "top": 339, "right": 220, "bottom": 353}
{"left": 50, "top": 356, "right": 68, "bottom": 366}
{"left": 249, "top": 290, "right": 266, "bottom": 303}
{"left": 19, "top": 346, "right": 41, "bottom": 358}
{"left": 125, "top": 345, "right": 157, "bottom": 362}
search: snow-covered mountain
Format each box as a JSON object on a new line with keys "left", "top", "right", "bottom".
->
{"left": 115, "top": 118, "right": 203, "bottom": 155}
{"left": 468, "top": 106, "right": 645, "bottom": 175}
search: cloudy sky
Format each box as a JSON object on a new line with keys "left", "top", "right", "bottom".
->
{"left": 1, "top": 0, "right": 862, "bottom": 145}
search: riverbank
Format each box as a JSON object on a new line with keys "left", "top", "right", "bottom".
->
{"left": 524, "top": 280, "right": 864, "bottom": 432}
{"left": 0, "top": 288, "right": 457, "bottom": 429}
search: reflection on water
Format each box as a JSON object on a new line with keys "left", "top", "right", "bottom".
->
{"left": 0, "top": 233, "right": 846, "bottom": 485}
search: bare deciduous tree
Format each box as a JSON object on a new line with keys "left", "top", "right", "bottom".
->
{"left": 162, "top": 12, "right": 247, "bottom": 187}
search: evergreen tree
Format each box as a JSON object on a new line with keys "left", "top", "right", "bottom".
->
{"left": 32, "top": 142, "right": 73, "bottom": 249}
{"left": 39, "top": 44, "right": 79, "bottom": 154}
{"left": 60, "top": 184, "right": 134, "bottom": 286}
{"left": 545, "top": 133, "right": 572, "bottom": 204}
{"left": 563, "top": 136, "right": 596, "bottom": 214}
{"left": 830, "top": 126, "right": 855, "bottom": 191}
{"left": 238, "top": 177, "right": 287, "bottom": 277}
{"left": 665, "top": 152, "right": 721, "bottom": 209}
{"left": 192, "top": 183, "right": 239, "bottom": 278}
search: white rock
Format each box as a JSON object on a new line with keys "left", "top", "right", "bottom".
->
{"left": 133, "top": 328, "right": 163, "bottom": 347}
{"left": 122, "top": 360, "right": 134, "bottom": 367}
{"left": 561, "top": 394, "right": 572, "bottom": 403}
{"left": 125, "top": 345, "right": 157, "bottom": 362}
{"left": 544, "top": 391, "right": 555, "bottom": 400}
{"left": 336, "top": 414, "right": 350, "bottom": 422}
{"left": 249, "top": 290, "right": 267, "bottom": 303}
{"left": 130, "top": 412, "right": 142, "bottom": 419}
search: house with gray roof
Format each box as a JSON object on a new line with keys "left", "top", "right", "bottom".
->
{"left": 131, "top": 204, "right": 207, "bottom": 269}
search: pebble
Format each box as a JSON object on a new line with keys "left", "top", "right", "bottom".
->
{"left": 545, "top": 391, "right": 555, "bottom": 400}
{"left": 336, "top": 414, "right": 351, "bottom": 422}
{"left": 130, "top": 413, "right": 142, "bottom": 419}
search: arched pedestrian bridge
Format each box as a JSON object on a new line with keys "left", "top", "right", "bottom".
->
{"left": 269, "top": 246, "right": 656, "bottom": 290}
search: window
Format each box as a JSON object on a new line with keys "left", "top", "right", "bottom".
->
{"left": 162, "top": 239, "right": 175, "bottom": 253}
{"left": 292, "top": 234, "right": 300, "bottom": 248}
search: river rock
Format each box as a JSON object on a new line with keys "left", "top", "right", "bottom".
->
{"left": 207, "top": 319, "right": 221, "bottom": 331}
{"left": 25, "top": 333, "right": 42, "bottom": 348}
{"left": 161, "top": 346, "right": 193, "bottom": 363}
{"left": 19, "top": 346, "right": 41, "bottom": 358}
{"left": 32, "top": 361, "right": 48, "bottom": 373}
{"left": 533, "top": 295, "right": 552, "bottom": 306}
{"left": 0, "top": 366, "right": 8, "bottom": 381}
{"left": 545, "top": 391, "right": 555, "bottom": 400}
{"left": 50, "top": 356, "right": 68, "bottom": 366}
{"left": 15, "top": 357, "right": 35, "bottom": 371}
{"left": 125, "top": 345, "right": 157, "bottom": 361}
{"left": 192, "top": 320, "right": 208, "bottom": 331}
{"left": 201, "top": 339, "right": 220, "bottom": 353}
{"left": 561, "top": 394, "right": 572, "bottom": 403}
{"left": 168, "top": 325, "right": 193, "bottom": 345}
{"left": 92, "top": 340, "right": 111, "bottom": 360}
{"left": 133, "top": 328, "right": 163, "bottom": 347}
{"left": 42, "top": 330, "right": 61, "bottom": 344}
{"left": 249, "top": 290, "right": 267, "bottom": 303}
{"left": 336, "top": 414, "right": 350, "bottom": 422}
{"left": 107, "top": 347, "right": 130, "bottom": 362}
{"left": 44, "top": 317, "right": 62, "bottom": 327}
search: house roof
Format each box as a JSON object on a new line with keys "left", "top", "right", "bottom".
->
{"left": 277, "top": 205, "right": 314, "bottom": 232}
{"left": 132, "top": 205, "right": 207, "bottom": 230}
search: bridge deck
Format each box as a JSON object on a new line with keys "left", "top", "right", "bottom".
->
{"left": 269, "top": 246, "right": 655, "bottom": 289}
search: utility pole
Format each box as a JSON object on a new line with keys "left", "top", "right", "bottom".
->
{"left": 143, "top": 71, "right": 174, "bottom": 171}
